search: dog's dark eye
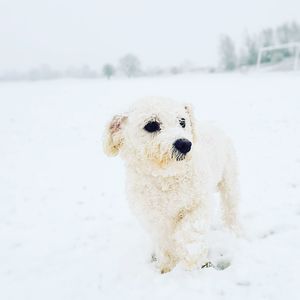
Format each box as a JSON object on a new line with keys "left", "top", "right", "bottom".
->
{"left": 144, "top": 121, "right": 161, "bottom": 133}
{"left": 179, "top": 118, "right": 186, "bottom": 128}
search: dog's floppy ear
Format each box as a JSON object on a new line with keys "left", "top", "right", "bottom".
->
{"left": 184, "top": 104, "right": 198, "bottom": 142}
{"left": 103, "top": 114, "right": 128, "bottom": 156}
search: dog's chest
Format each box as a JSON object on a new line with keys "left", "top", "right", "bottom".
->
{"left": 127, "top": 171, "right": 199, "bottom": 219}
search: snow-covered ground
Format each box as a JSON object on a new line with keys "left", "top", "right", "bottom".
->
{"left": 0, "top": 72, "right": 299, "bottom": 300}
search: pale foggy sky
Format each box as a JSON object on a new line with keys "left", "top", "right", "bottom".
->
{"left": 0, "top": 0, "right": 300, "bottom": 72}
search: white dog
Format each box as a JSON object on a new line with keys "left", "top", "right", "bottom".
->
{"left": 103, "top": 97, "right": 240, "bottom": 273}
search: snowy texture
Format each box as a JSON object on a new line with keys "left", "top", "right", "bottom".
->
{"left": 0, "top": 73, "right": 300, "bottom": 299}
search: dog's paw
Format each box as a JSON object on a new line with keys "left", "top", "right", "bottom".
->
{"left": 156, "top": 257, "right": 177, "bottom": 274}
{"left": 160, "top": 266, "right": 172, "bottom": 274}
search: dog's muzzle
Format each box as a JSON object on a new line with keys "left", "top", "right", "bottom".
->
{"left": 172, "top": 138, "right": 192, "bottom": 161}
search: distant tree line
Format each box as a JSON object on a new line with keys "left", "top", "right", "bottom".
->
{"left": 0, "top": 53, "right": 213, "bottom": 81}
{"left": 219, "top": 21, "right": 300, "bottom": 71}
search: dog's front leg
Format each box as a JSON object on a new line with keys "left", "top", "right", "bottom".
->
{"left": 173, "top": 206, "right": 209, "bottom": 270}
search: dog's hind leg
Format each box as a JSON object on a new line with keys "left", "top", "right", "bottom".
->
{"left": 218, "top": 156, "right": 241, "bottom": 236}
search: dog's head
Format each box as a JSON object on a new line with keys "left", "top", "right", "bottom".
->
{"left": 103, "top": 98, "right": 198, "bottom": 171}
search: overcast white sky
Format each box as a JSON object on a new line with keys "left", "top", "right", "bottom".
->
{"left": 0, "top": 0, "right": 300, "bottom": 72}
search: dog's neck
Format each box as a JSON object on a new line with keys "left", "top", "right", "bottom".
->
{"left": 126, "top": 157, "right": 193, "bottom": 178}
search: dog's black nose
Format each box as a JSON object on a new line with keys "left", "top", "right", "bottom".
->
{"left": 173, "top": 138, "right": 192, "bottom": 154}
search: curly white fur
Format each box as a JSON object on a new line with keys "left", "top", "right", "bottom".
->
{"left": 103, "top": 97, "right": 240, "bottom": 273}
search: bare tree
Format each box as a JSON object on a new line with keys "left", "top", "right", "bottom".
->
{"left": 289, "top": 21, "right": 300, "bottom": 42}
{"left": 239, "top": 33, "right": 259, "bottom": 66}
{"left": 276, "top": 21, "right": 300, "bottom": 57}
{"left": 259, "top": 29, "right": 275, "bottom": 63}
{"left": 219, "top": 35, "right": 237, "bottom": 70}
{"left": 119, "top": 54, "right": 141, "bottom": 77}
